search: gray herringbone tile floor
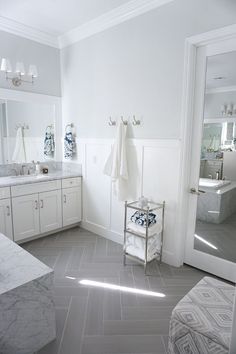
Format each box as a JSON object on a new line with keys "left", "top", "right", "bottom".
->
{"left": 22, "top": 227, "right": 207, "bottom": 354}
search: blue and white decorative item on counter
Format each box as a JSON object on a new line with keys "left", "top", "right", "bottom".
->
{"left": 64, "top": 123, "right": 76, "bottom": 159}
{"left": 44, "top": 125, "right": 55, "bottom": 158}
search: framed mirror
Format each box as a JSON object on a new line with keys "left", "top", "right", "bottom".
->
{"left": 0, "top": 89, "right": 61, "bottom": 165}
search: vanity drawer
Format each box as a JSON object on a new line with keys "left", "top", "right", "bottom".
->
{"left": 0, "top": 187, "right": 10, "bottom": 200}
{"left": 62, "top": 177, "right": 81, "bottom": 189}
{"left": 11, "top": 180, "right": 62, "bottom": 197}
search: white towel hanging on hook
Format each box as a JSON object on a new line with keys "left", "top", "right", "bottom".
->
{"left": 12, "top": 127, "right": 26, "bottom": 163}
{"left": 103, "top": 121, "right": 129, "bottom": 201}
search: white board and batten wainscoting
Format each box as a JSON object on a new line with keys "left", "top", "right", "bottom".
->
{"left": 71, "top": 138, "right": 181, "bottom": 267}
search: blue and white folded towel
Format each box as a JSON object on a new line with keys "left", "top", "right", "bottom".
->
{"left": 64, "top": 125, "right": 76, "bottom": 159}
{"left": 131, "top": 211, "right": 157, "bottom": 227}
{"left": 44, "top": 128, "right": 55, "bottom": 158}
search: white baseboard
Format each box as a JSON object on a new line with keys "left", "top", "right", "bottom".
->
{"left": 81, "top": 221, "right": 123, "bottom": 245}
{"left": 81, "top": 220, "right": 178, "bottom": 267}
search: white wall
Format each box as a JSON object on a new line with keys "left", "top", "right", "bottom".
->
{"left": 60, "top": 0, "right": 236, "bottom": 266}
{"left": 61, "top": 0, "right": 236, "bottom": 139}
{"left": 0, "top": 30, "right": 61, "bottom": 97}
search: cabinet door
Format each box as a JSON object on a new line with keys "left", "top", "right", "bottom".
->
{"left": 39, "top": 190, "right": 62, "bottom": 233}
{"left": 62, "top": 187, "right": 81, "bottom": 227}
{"left": 12, "top": 194, "right": 40, "bottom": 242}
{"left": 0, "top": 199, "right": 13, "bottom": 240}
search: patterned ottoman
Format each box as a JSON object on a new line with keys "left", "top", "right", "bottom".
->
{"left": 168, "top": 276, "right": 235, "bottom": 354}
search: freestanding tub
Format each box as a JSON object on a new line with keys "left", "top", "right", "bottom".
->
{"left": 199, "top": 178, "right": 231, "bottom": 189}
{"left": 197, "top": 179, "right": 236, "bottom": 223}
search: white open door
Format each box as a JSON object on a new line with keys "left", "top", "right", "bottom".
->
{"left": 184, "top": 38, "right": 236, "bottom": 283}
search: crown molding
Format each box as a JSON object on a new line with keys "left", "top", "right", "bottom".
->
{"left": 0, "top": 16, "right": 59, "bottom": 48}
{"left": 206, "top": 85, "right": 236, "bottom": 94}
{"left": 0, "top": 0, "right": 173, "bottom": 49}
{"left": 59, "top": 0, "right": 174, "bottom": 48}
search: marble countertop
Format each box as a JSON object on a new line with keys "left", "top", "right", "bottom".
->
{"left": 0, "top": 170, "right": 82, "bottom": 188}
{"left": 0, "top": 233, "right": 53, "bottom": 295}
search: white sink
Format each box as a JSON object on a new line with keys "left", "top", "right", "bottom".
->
{"left": 10, "top": 174, "right": 48, "bottom": 179}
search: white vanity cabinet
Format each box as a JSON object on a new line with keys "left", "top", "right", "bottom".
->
{"left": 12, "top": 193, "right": 40, "bottom": 241}
{"left": 9, "top": 177, "right": 81, "bottom": 242}
{"left": 0, "top": 187, "right": 13, "bottom": 240}
{"left": 39, "top": 190, "right": 62, "bottom": 233}
{"left": 62, "top": 178, "right": 82, "bottom": 227}
{"left": 12, "top": 180, "right": 62, "bottom": 242}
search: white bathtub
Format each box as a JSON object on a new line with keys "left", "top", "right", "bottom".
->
{"left": 197, "top": 180, "right": 236, "bottom": 223}
{"left": 199, "top": 178, "right": 231, "bottom": 189}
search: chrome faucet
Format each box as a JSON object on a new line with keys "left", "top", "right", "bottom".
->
{"left": 208, "top": 174, "right": 213, "bottom": 179}
{"left": 215, "top": 170, "right": 220, "bottom": 180}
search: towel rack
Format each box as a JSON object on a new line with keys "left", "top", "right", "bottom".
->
{"left": 65, "top": 123, "right": 73, "bottom": 131}
{"left": 108, "top": 117, "right": 116, "bottom": 126}
{"left": 15, "top": 123, "right": 29, "bottom": 130}
{"left": 108, "top": 116, "right": 141, "bottom": 126}
{"left": 132, "top": 115, "right": 140, "bottom": 126}
{"left": 121, "top": 116, "right": 128, "bottom": 125}
{"left": 46, "top": 124, "right": 54, "bottom": 130}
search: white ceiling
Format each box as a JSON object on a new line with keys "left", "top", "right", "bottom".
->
{"left": 206, "top": 51, "right": 236, "bottom": 91}
{"left": 0, "top": 0, "right": 129, "bottom": 36}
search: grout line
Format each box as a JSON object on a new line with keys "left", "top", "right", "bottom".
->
{"left": 79, "top": 289, "right": 90, "bottom": 354}
{"left": 161, "top": 334, "right": 168, "bottom": 354}
{"left": 57, "top": 296, "right": 73, "bottom": 354}
{"left": 52, "top": 252, "right": 61, "bottom": 270}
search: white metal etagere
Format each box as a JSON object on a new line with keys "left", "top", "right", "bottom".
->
{"left": 123, "top": 200, "right": 165, "bottom": 275}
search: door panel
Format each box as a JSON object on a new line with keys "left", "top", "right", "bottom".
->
{"left": 12, "top": 194, "right": 40, "bottom": 241}
{"left": 39, "top": 190, "right": 62, "bottom": 233}
{"left": 184, "top": 42, "right": 236, "bottom": 283}
{"left": 62, "top": 187, "right": 81, "bottom": 227}
{"left": 0, "top": 199, "right": 13, "bottom": 240}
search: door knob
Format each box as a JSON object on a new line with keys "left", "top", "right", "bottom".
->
{"left": 190, "top": 188, "right": 206, "bottom": 195}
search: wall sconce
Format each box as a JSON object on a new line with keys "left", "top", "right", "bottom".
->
{"left": 221, "top": 104, "right": 236, "bottom": 117}
{"left": 0, "top": 58, "right": 38, "bottom": 87}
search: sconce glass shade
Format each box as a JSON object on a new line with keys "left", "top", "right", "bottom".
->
{"left": 0, "top": 58, "right": 12, "bottom": 72}
{"left": 233, "top": 104, "right": 236, "bottom": 115}
{"left": 28, "top": 64, "right": 38, "bottom": 78}
{"left": 15, "top": 62, "right": 25, "bottom": 75}
{"left": 226, "top": 104, "right": 232, "bottom": 116}
{"left": 220, "top": 105, "right": 226, "bottom": 115}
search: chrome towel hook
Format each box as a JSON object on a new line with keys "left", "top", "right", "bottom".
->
{"left": 132, "top": 115, "right": 140, "bottom": 126}
{"left": 121, "top": 116, "right": 128, "bottom": 125}
{"left": 108, "top": 117, "right": 116, "bottom": 126}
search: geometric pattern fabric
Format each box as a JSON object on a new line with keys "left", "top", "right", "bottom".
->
{"left": 168, "top": 276, "right": 235, "bottom": 354}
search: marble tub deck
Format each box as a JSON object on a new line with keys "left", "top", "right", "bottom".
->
{"left": 0, "top": 234, "right": 56, "bottom": 354}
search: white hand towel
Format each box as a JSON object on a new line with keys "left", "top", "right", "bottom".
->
{"left": 12, "top": 127, "right": 26, "bottom": 163}
{"left": 104, "top": 122, "right": 128, "bottom": 200}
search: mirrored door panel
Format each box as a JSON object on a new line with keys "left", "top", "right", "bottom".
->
{"left": 194, "top": 50, "right": 236, "bottom": 263}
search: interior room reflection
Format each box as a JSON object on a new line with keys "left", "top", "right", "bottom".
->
{"left": 194, "top": 50, "right": 236, "bottom": 263}
{"left": 0, "top": 100, "right": 55, "bottom": 166}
